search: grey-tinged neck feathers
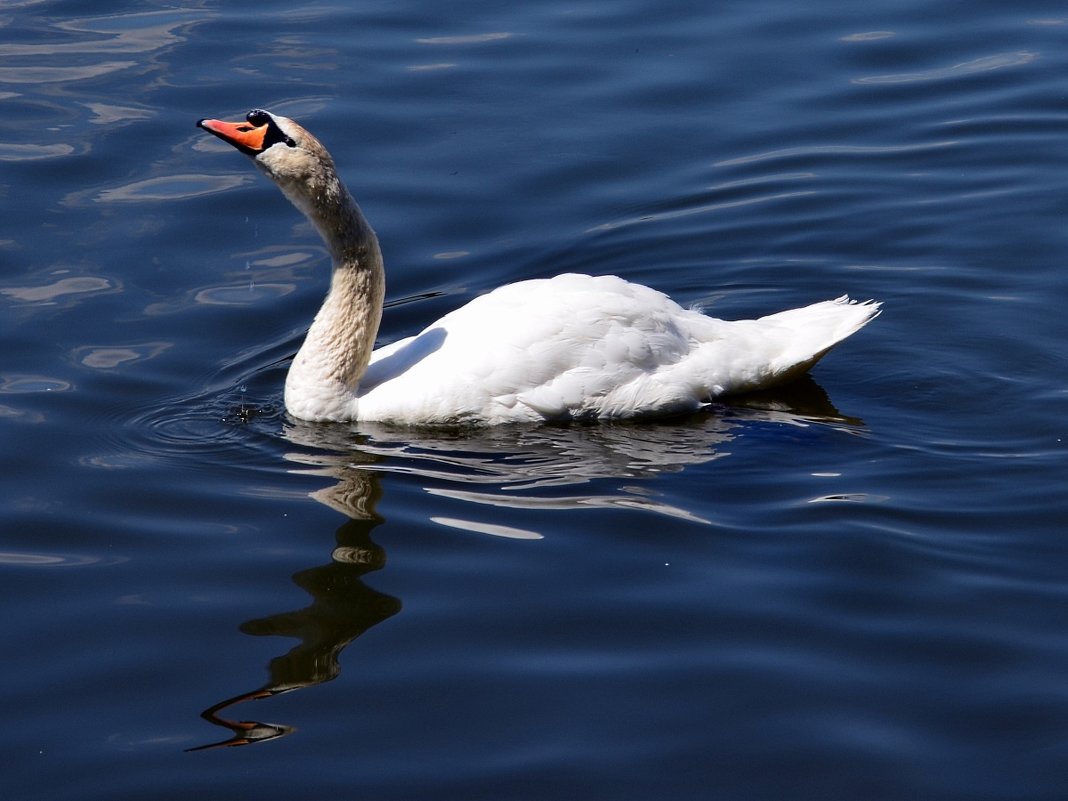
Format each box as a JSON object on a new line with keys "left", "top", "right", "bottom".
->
{"left": 245, "top": 114, "right": 385, "bottom": 420}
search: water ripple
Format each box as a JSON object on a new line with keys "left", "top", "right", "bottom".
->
{"left": 1, "top": 274, "right": 117, "bottom": 304}
{"left": 855, "top": 51, "right": 1038, "bottom": 85}
{"left": 0, "top": 550, "right": 126, "bottom": 568}
{"left": 714, "top": 140, "right": 960, "bottom": 169}
{"left": 416, "top": 32, "right": 512, "bottom": 46}
{"left": 430, "top": 516, "right": 544, "bottom": 540}
{"left": 69, "top": 342, "right": 172, "bottom": 370}
{"left": 80, "top": 350, "right": 290, "bottom": 472}
{"left": 0, "top": 374, "right": 72, "bottom": 394}
{"left": 0, "top": 62, "right": 138, "bottom": 84}
{"left": 94, "top": 174, "right": 251, "bottom": 204}
{"left": 0, "top": 142, "right": 75, "bottom": 161}
{"left": 427, "top": 486, "right": 712, "bottom": 525}
{"left": 588, "top": 189, "right": 816, "bottom": 234}
{"left": 113, "top": 391, "right": 282, "bottom": 467}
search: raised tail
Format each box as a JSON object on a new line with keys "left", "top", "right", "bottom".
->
{"left": 669, "top": 295, "right": 881, "bottom": 400}
{"left": 757, "top": 295, "right": 882, "bottom": 386}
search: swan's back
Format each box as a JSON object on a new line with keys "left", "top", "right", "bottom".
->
{"left": 357, "top": 274, "right": 879, "bottom": 424}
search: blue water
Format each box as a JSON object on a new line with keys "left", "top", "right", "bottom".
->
{"left": 2, "top": 0, "right": 1067, "bottom": 798}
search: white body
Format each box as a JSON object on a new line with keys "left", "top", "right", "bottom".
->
{"left": 199, "top": 110, "right": 881, "bottom": 425}
{"left": 288, "top": 273, "right": 879, "bottom": 424}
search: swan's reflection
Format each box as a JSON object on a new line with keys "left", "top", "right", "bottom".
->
{"left": 189, "top": 456, "right": 400, "bottom": 751}
{"left": 191, "top": 377, "right": 861, "bottom": 749}
{"left": 286, "top": 377, "right": 863, "bottom": 531}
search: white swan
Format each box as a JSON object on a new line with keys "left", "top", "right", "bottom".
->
{"left": 197, "top": 109, "right": 880, "bottom": 425}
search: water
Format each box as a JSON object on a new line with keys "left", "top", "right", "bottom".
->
{"left": 2, "top": 0, "right": 1067, "bottom": 798}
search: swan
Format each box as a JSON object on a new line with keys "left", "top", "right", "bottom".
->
{"left": 197, "top": 109, "right": 880, "bottom": 425}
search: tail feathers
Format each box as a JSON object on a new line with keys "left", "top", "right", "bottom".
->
{"left": 761, "top": 295, "right": 881, "bottom": 345}
{"left": 759, "top": 295, "right": 881, "bottom": 385}
{"left": 672, "top": 295, "right": 881, "bottom": 399}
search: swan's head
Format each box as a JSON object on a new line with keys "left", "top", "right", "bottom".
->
{"left": 197, "top": 109, "right": 340, "bottom": 211}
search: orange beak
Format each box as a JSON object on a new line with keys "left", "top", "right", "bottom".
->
{"left": 197, "top": 118, "right": 268, "bottom": 155}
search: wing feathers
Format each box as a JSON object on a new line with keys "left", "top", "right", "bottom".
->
{"left": 356, "top": 275, "right": 879, "bottom": 423}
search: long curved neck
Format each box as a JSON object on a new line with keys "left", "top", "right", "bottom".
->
{"left": 282, "top": 170, "right": 385, "bottom": 422}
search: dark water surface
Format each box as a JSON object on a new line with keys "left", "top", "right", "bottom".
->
{"left": 3, "top": 0, "right": 1068, "bottom": 798}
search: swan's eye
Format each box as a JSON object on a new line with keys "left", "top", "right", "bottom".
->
{"left": 246, "top": 109, "right": 271, "bottom": 126}
{"left": 244, "top": 109, "right": 297, "bottom": 149}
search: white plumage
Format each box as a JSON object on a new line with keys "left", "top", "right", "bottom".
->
{"left": 198, "top": 110, "right": 880, "bottom": 425}
{"left": 359, "top": 275, "right": 877, "bottom": 424}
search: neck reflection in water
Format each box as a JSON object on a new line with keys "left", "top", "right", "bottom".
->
{"left": 188, "top": 463, "right": 398, "bottom": 751}
{"left": 190, "top": 377, "right": 862, "bottom": 750}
